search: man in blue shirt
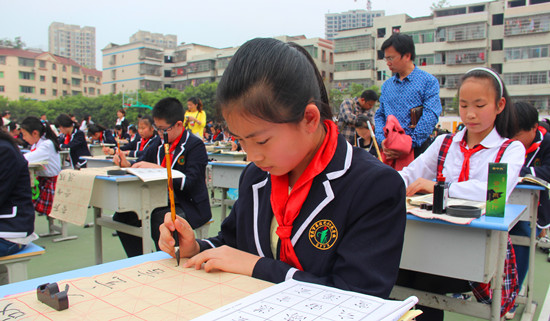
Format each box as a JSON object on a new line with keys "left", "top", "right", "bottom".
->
{"left": 374, "top": 33, "right": 441, "bottom": 160}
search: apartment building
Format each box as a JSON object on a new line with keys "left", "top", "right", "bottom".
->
{"left": 130, "top": 31, "right": 177, "bottom": 49}
{"left": 332, "top": 0, "right": 550, "bottom": 112}
{"left": 325, "top": 9, "right": 385, "bottom": 40}
{"left": 0, "top": 48, "right": 102, "bottom": 101}
{"left": 102, "top": 35, "right": 334, "bottom": 95}
{"left": 48, "top": 22, "right": 96, "bottom": 68}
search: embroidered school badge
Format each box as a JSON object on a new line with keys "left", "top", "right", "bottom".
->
{"left": 177, "top": 155, "right": 185, "bottom": 165}
{"left": 308, "top": 220, "right": 338, "bottom": 250}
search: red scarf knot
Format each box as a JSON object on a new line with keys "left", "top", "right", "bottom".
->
{"left": 276, "top": 225, "right": 293, "bottom": 239}
{"left": 458, "top": 138, "right": 486, "bottom": 182}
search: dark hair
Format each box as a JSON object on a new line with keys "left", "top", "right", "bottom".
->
{"left": 216, "top": 38, "right": 331, "bottom": 124}
{"left": 355, "top": 115, "right": 372, "bottom": 129}
{"left": 458, "top": 68, "right": 517, "bottom": 138}
{"left": 139, "top": 115, "right": 154, "bottom": 127}
{"left": 117, "top": 109, "right": 126, "bottom": 116}
{"left": 21, "top": 116, "right": 61, "bottom": 152}
{"left": 0, "top": 129, "right": 18, "bottom": 148}
{"left": 2, "top": 110, "right": 10, "bottom": 117}
{"left": 152, "top": 98, "right": 185, "bottom": 125}
{"left": 114, "top": 124, "right": 123, "bottom": 131}
{"left": 7, "top": 122, "right": 18, "bottom": 132}
{"left": 128, "top": 125, "right": 138, "bottom": 134}
{"left": 187, "top": 97, "right": 203, "bottom": 112}
{"left": 381, "top": 33, "right": 416, "bottom": 61}
{"left": 83, "top": 114, "right": 92, "bottom": 124}
{"left": 361, "top": 90, "right": 378, "bottom": 101}
{"left": 87, "top": 124, "right": 107, "bottom": 136}
{"left": 514, "top": 101, "right": 539, "bottom": 132}
{"left": 55, "top": 114, "right": 75, "bottom": 128}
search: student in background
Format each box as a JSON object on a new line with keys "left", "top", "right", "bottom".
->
{"left": 113, "top": 125, "right": 130, "bottom": 141}
{"left": 158, "top": 38, "right": 406, "bottom": 299}
{"left": 509, "top": 101, "right": 550, "bottom": 316}
{"left": 354, "top": 115, "right": 378, "bottom": 157}
{"left": 0, "top": 126, "right": 36, "bottom": 256}
{"left": 115, "top": 109, "right": 129, "bottom": 137}
{"left": 56, "top": 114, "right": 91, "bottom": 169}
{"left": 7, "top": 122, "right": 29, "bottom": 149}
{"left": 127, "top": 125, "right": 139, "bottom": 143}
{"left": 87, "top": 124, "right": 117, "bottom": 145}
{"left": 20, "top": 116, "right": 62, "bottom": 216}
{"left": 184, "top": 97, "right": 206, "bottom": 138}
{"left": 79, "top": 115, "right": 93, "bottom": 134}
{"left": 113, "top": 98, "right": 212, "bottom": 258}
{"left": 398, "top": 67, "right": 525, "bottom": 320}
{"left": 105, "top": 115, "right": 159, "bottom": 158}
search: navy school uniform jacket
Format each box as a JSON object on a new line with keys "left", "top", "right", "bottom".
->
{"left": 520, "top": 128, "right": 550, "bottom": 228}
{"left": 197, "top": 134, "right": 407, "bottom": 299}
{"left": 59, "top": 128, "right": 91, "bottom": 168}
{"left": 101, "top": 130, "right": 117, "bottom": 145}
{"left": 138, "top": 130, "right": 212, "bottom": 229}
{"left": 0, "top": 139, "right": 35, "bottom": 238}
{"left": 121, "top": 134, "right": 160, "bottom": 158}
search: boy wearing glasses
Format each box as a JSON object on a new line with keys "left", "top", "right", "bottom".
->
{"left": 114, "top": 97, "right": 212, "bottom": 257}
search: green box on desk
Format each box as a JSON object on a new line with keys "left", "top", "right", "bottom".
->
{"left": 486, "top": 162, "right": 507, "bottom": 217}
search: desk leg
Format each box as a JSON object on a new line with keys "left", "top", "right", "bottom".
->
{"left": 141, "top": 185, "right": 153, "bottom": 255}
{"left": 221, "top": 188, "right": 228, "bottom": 221}
{"left": 94, "top": 207, "right": 103, "bottom": 265}
{"left": 491, "top": 231, "right": 507, "bottom": 321}
{"left": 525, "top": 190, "right": 540, "bottom": 317}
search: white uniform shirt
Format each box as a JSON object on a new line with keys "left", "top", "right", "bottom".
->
{"left": 399, "top": 127, "right": 525, "bottom": 202}
{"left": 24, "top": 137, "right": 61, "bottom": 177}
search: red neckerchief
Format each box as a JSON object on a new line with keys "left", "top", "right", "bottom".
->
{"left": 270, "top": 120, "right": 338, "bottom": 270}
{"left": 99, "top": 132, "right": 104, "bottom": 143}
{"left": 64, "top": 131, "right": 71, "bottom": 144}
{"left": 458, "top": 138, "right": 486, "bottom": 182}
{"left": 31, "top": 143, "right": 37, "bottom": 152}
{"left": 161, "top": 130, "right": 185, "bottom": 168}
{"left": 139, "top": 137, "right": 150, "bottom": 151}
{"left": 525, "top": 126, "right": 547, "bottom": 156}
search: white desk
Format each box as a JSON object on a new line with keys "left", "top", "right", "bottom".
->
{"left": 88, "top": 144, "right": 114, "bottom": 156}
{"left": 82, "top": 155, "right": 137, "bottom": 168}
{"left": 208, "top": 151, "right": 247, "bottom": 162}
{"left": 209, "top": 162, "right": 247, "bottom": 220}
{"left": 392, "top": 204, "right": 526, "bottom": 321}
{"left": 28, "top": 162, "right": 46, "bottom": 188}
{"left": 90, "top": 175, "right": 168, "bottom": 264}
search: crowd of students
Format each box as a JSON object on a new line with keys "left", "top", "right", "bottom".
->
{"left": 1, "top": 35, "right": 549, "bottom": 321}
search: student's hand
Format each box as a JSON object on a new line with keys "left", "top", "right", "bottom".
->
{"left": 113, "top": 151, "right": 131, "bottom": 167}
{"left": 187, "top": 115, "right": 197, "bottom": 122}
{"left": 381, "top": 140, "right": 403, "bottom": 160}
{"left": 158, "top": 213, "right": 200, "bottom": 258}
{"left": 183, "top": 246, "right": 261, "bottom": 276}
{"left": 103, "top": 147, "right": 114, "bottom": 155}
{"left": 131, "top": 161, "right": 162, "bottom": 168}
{"left": 406, "top": 178, "right": 436, "bottom": 196}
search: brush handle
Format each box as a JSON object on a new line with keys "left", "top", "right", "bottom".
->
{"left": 367, "top": 120, "right": 383, "bottom": 162}
{"left": 163, "top": 132, "right": 177, "bottom": 222}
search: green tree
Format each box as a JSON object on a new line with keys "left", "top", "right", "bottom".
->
{"left": 430, "top": 0, "right": 450, "bottom": 11}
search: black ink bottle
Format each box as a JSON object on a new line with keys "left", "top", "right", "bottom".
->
{"left": 432, "top": 174, "right": 449, "bottom": 214}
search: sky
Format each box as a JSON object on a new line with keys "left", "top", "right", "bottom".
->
{"left": 2, "top": 0, "right": 484, "bottom": 69}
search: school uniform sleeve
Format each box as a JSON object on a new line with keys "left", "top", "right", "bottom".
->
{"left": 520, "top": 133, "right": 550, "bottom": 181}
{"left": 104, "top": 131, "right": 117, "bottom": 145}
{"left": 120, "top": 137, "right": 137, "bottom": 152}
{"left": 61, "top": 131, "right": 86, "bottom": 149}
{"left": 173, "top": 137, "right": 208, "bottom": 193}
{"left": 24, "top": 141, "right": 49, "bottom": 163}
{"left": 399, "top": 134, "right": 445, "bottom": 186}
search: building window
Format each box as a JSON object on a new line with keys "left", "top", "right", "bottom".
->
{"left": 0, "top": 56, "right": 5, "bottom": 65}
{"left": 0, "top": 86, "right": 4, "bottom": 92}
{"left": 405, "top": 30, "right": 435, "bottom": 44}
{"left": 72, "top": 66, "right": 80, "bottom": 74}
{"left": 18, "top": 58, "right": 35, "bottom": 67}
{"left": 505, "top": 14, "right": 550, "bottom": 36}
{"left": 63, "top": 90, "right": 68, "bottom": 96}
{"left": 416, "top": 55, "right": 435, "bottom": 66}
{"left": 304, "top": 46, "right": 319, "bottom": 58}
{"left": 39, "top": 60, "right": 46, "bottom": 68}
{"left": 52, "top": 63, "right": 56, "bottom": 70}
{"left": 444, "top": 23, "right": 486, "bottom": 42}
{"left": 508, "top": 0, "right": 526, "bottom": 7}
{"left": 377, "top": 28, "right": 386, "bottom": 38}
{"left": 19, "top": 71, "right": 35, "bottom": 80}
{"left": 492, "top": 39, "right": 503, "bottom": 51}
{"left": 446, "top": 49, "right": 486, "bottom": 65}
{"left": 335, "top": 60, "right": 374, "bottom": 71}
{"left": 53, "top": 89, "right": 57, "bottom": 96}
{"left": 377, "top": 50, "right": 384, "bottom": 60}
{"left": 329, "top": 52, "right": 334, "bottom": 64}
{"left": 503, "top": 71, "right": 548, "bottom": 85}
{"left": 40, "top": 75, "right": 46, "bottom": 81}
{"left": 334, "top": 35, "right": 374, "bottom": 53}
{"left": 493, "top": 14, "right": 504, "bottom": 25}
{"left": 322, "top": 50, "right": 327, "bottom": 62}
{"left": 89, "top": 87, "right": 95, "bottom": 95}
{"left": 0, "top": 71, "right": 3, "bottom": 78}
{"left": 52, "top": 76, "right": 57, "bottom": 83}
{"left": 506, "top": 45, "right": 549, "bottom": 60}
{"left": 164, "top": 70, "right": 172, "bottom": 77}
{"left": 62, "top": 78, "right": 68, "bottom": 84}
{"left": 40, "top": 88, "right": 46, "bottom": 95}
{"left": 62, "top": 65, "right": 67, "bottom": 72}
{"left": 20, "top": 86, "right": 35, "bottom": 93}
{"left": 72, "top": 78, "right": 81, "bottom": 86}
{"left": 491, "top": 64, "right": 503, "bottom": 74}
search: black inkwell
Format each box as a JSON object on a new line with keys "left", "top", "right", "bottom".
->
{"left": 432, "top": 174, "right": 449, "bottom": 214}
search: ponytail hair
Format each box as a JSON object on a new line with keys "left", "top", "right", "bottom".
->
{"left": 187, "top": 97, "right": 203, "bottom": 112}
{"left": 87, "top": 123, "right": 107, "bottom": 136}
{"left": 21, "top": 116, "right": 61, "bottom": 152}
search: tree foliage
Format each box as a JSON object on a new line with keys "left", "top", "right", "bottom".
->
{"left": 0, "top": 36, "right": 25, "bottom": 49}
{"left": 430, "top": 0, "right": 450, "bottom": 11}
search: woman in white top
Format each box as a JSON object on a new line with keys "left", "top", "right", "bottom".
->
{"left": 20, "top": 116, "right": 61, "bottom": 216}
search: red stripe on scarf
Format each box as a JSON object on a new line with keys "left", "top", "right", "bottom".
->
{"left": 270, "top": 120, "right": 338, "bottom": 270}
{"left": 161, "top": 130, "right": 185, "bottom": 168}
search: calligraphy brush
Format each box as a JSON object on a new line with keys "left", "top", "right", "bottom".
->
{"left": 367, "top": 120, "right": 383, "bottom": 162}
{"left": 163, "top": 132, "right": 180, "bottom": 266}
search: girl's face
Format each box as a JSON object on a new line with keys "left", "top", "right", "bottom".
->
{"left": 138, "top": 121, "right": 155, "bottom": 139}
{"left": 458, "top": 77, "right": 505, "bottom": 142}
{"left": 187, "top": 101, "right": 197, "bottom": 112}
{"left": 224, "top": 109, "right": 314, "bottom": 177}
{"left": 91, "top": 132, "right": 101, "bottom": 141}
{"left": 117, "top": 111, "right": 123, "bottom": 118}
{"left": 21, "top": 128, "right": 40, "bottom": 145}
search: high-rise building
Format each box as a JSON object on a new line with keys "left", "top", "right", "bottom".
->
{"left": 48, "top": 22, "right": 96, "bottom": 68}
{"left": 333, "top": 0, "right": 550, "bottom": 113}
{"left": 130, "top": 31, "right": 177, "bottom": 49}
{"left": 0, "top": 48, "right": 102, "bottom": 101}
{"left": 325, "top": 9, "right": 385, "bottom": 40}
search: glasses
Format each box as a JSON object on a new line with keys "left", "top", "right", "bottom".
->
{"left": 153, "top": 122, "right": 176, "bottom": 134}
{"left": 383, "top": 55, "right": 400, "bottom": 62}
